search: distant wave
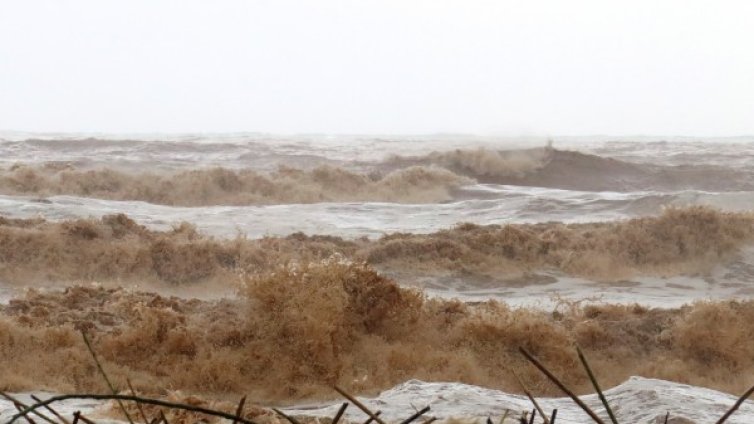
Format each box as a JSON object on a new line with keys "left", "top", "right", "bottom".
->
{"left": 388, "top": 147, "right": 754, "bottom": 192}
{"left": 2, "top": 147, "right": 753, "bottom": 206}
{"left": 0, "top": 163, "right": 471, "bottom": 206}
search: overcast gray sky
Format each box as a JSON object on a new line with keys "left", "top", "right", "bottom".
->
{"left": 1, "top": 0, "right": 753, "bottom": 135}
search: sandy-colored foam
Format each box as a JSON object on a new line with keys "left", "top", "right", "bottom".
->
{"left": 387, "top": 147, "right": 754, "bottom": 191}
{"left": 0, "top": 163, "right": 471, "bottom": 206}
{"left": 0, "top": 207, "right": 751, "bottom": 285}
{"left": 1, "top": 262, "right": 754, "bottom": 403}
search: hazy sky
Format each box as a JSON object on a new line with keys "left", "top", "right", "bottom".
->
{"left": 1, "top": 0, "right": 753, "bottom": 135}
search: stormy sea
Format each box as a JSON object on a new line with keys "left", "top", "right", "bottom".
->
{"left": 1, "top": 133, "right": 753, "bottom": 423}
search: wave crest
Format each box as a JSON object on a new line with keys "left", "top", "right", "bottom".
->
{"left": 426, "top": 147, "right": 551, "bottom": 178}
{"left": 388, "top": 147, "right": 754, "bottom": 191}
{"left": 0, "top": 164, "right": 471, "bottom": 206}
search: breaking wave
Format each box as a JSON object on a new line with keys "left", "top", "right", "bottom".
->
{"left": 1, "top": 262, "right": 754, "bottom": 402}
{"left": 0, "top": 207, "right": 751, "bottom": 285}
{"left": 388, "top": 147, "right": 754, "bottom": 192}
{"left": 0, "top": 164, "right": 471, "bottom": 206}
{"left": 417, "top": 146, "right": 551, "bottom": 178}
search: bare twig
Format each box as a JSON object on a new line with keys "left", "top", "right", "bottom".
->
{"left": 127, "top": 379, "right": 150, "bottom": 424}
{"left": 398, "top": 405, "right": 430, "bottom": 424}
{"left": 76, "top": 414, "right": 96, "bottom": 424}
{"left": 69, "top": 412, "right": 95, "bottom": 424}
{"left": 512, "top": 372, "right": 549, "bottom": 424}
{"left": 273, "top": 408, "right": 303, "bottom": 424}
{"left": 81, "top": 331, "right": 134, "bottom": 424}
{"left": 10, "top": 394, "right": 259, "bottom": 424}
{"left": 0, "top": 392, "right": 56, "bottom": 424}
{"left": 716, "top": 384, "right": 754, "bottom": 424}
{"left": 331, "top": 402, "right": 349, "bottom": 424}
{"left": 576, "top": 347, "right": 618, "bottom": 424}
{"left": 362, "top": 411, "right": 382, "bottom": 424}
{"left": 518, "top": 410, "right": 527, "bottom": 424}
{"left": 519, "top": 347, "right": 606, "bottom": 424}
{"left": 334, "top": 386, "right": 386, "bottom": 424}
{"left": 30, "top": 394, "right": 72, "bottom": 424}
{"left": 13, "top": 402, "right": 37, "bottom": 424}
{"left": 233, "top": 396, "right": 247, "bottom": 424}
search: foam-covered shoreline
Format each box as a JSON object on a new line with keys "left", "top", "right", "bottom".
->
{"left": 284, "top": 377, "right": 754, "bottom": 423}
{"left": 3, "top": 376, "right": 753, "bottom": 423}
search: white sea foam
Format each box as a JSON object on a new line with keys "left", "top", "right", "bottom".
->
{"left": 286, "top": 377, "right": 754, "bottom": 424}
{"left": 2, "top": 377, "right": 751, "bottom": 424}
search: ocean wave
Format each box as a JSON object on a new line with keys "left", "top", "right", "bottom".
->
{"left": 0, "top": 207, "right": 751, "bottom": 285}
{"left": 1, "top": 264, "right": 754, "bottom": 405}
{"left": 0, "top": 164, "right": 471, "bottom": 206}
{"left": 388, "top": 147, "right": 754, "bottom": 192}
{"left": 3, "top": 146, "right": 754, "bottom": 207}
